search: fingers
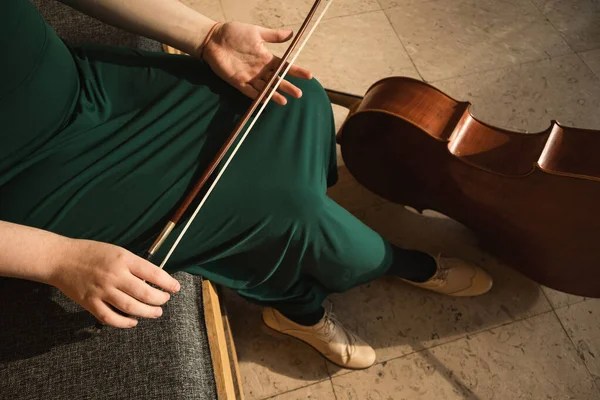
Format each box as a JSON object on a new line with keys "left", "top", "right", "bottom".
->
{"left": 277, "top": 79, "right": 302, "bottom": 99}
{"left": 91, "top": 299, "right": 138, "bottom": 329}
{"left": 287, "top": 64, "right": 313, "bottom": 80}
{"left": 104, "top": 289, "right": 164, "bottom": 320}
{"left": 261, "top": 57, "right": 311, "bottom": 103}
{"left": 88, "top": 269, "right": 171, "bottom": 329}
{"left": 259, "top": 27, "right": 293, "bottom": 43}
{"left": 269, "top": 57, "right": 313, "bottom": 80}
{"left": 243, "top": 62, "right": 309, "bottom": 106}
{"left": 250, "top": 78, "right": 267, "bottom": 92}
{"left": 248, "top": 79, "right": 288, "bottom": 105}
{"left": 129, "top": 259, "right": 181, "bottom": 293}
{"left": 118, "top": 275, "right": 171, "bottom": 306}
{"left": 239, "top": 83, "right": 260, "bottom": 101}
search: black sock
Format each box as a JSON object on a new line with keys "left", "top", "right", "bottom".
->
{"left": 387, "top": 245, "right": 437, "bottom": 283}
{"left": 282, "top": 307, "right": 325, "bottom": 326}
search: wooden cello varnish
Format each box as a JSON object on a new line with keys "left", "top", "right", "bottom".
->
{"left": 328, "top": 77, "right": 600, "bottom": 298}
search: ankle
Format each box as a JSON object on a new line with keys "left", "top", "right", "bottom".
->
{"left": 388, "top": 246, "right": 437, "bottom": 283}
{"left": 280, "top": 307, "right": 325, "bottom": 326}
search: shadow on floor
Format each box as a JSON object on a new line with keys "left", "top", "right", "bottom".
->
{"left": 223, "top": 170, "right": 546, "bottom": 393}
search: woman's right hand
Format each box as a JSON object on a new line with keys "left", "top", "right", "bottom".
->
{"left": 48, "top": 239, "right": 181, "bottom": 328}
{"left": 200, "top": 21, "right": 313, "bottom": 106}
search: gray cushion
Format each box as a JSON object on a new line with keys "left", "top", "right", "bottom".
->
{"left": 0, "top": 272, "right": 217, "bottom": 399}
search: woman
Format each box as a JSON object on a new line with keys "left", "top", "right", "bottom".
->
{"left": 0, "top": 0, "right": 492, "bottom": 370}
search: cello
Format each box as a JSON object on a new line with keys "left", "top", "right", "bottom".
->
{"left": 326, "top": 77, "right": 600, "bottom": 298}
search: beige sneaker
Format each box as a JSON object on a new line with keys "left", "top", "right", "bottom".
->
{"left": 401, "top": 255, "right": 493, "bottom": 296}
{"left": 262, "top": 307, "right": 376, "bottom": 370}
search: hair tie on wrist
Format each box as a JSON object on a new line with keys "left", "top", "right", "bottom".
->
{"left": 199, "top": 21, "right": 223, "bottom": 59}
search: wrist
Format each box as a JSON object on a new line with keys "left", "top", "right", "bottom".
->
{"left": 45, "top": 237, "right": 82, "bottom": 287}
{"left": 159, "top": 9, "right": 217, "bottom": 56}
{"left": 0, "top": 221, "right": 83, "bottom": 286}
{"left": 197, "top": 21, "right": 223, "bottom": 60}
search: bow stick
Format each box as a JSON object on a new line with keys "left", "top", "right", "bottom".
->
{"left": 145, "top": 0, "right": 333, "bottom": 269}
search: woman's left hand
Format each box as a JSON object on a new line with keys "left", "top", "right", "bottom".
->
{"left": 199, "top": 21, "right": 313, "bottom": 106}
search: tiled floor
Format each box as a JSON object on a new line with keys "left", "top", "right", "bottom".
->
{"left": 183, "top": 0, "right": 600, "bottom": 398}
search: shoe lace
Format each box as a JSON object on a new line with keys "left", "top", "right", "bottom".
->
{"left": 323, "top": 305, "right": 357, "bottom": 360}
{"left": 427, "top": 254, "right": 450, "bottom": 284}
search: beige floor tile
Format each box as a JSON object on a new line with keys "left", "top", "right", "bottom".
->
{"left": 270, "top": 380, "right": 336, "bottom": 399}
{"left": 222, "top": 289, "right": 330, "bottom": 400}
{"left": 332, "top": 105, "right": 349, "bottom": 136}
{"left": 220, "top": 0, "right": 381, "bottom": 28}
{"left": 432, "top": 54, "right": 600, "bottom": 133}
{"left": 556, "top": 299, "right": 600, "bottom": 384}
{"left": 385, "top": 0, "right": 571, "bottom": 81}
{"left": 532, "top": 0, "right": 600, "bottom": 53}
{"left": 181, "top": 0, "right": 225, "bottom": 21}
{"left": 267, "top": 11, "right": 419, "bottom": 95}
{"left": 379, "top": 0, "right": 435, "bottom": 10}
{"left": 324, "top": 202, "right": 551, "bottom": 370}
{"left": 326, "top": 166, "right": 386, "bottom": 212}
{"left": 581, "top": 49, "right": 600, "bottom": 79}
{"left": 541, "top": 286, "right": 586, "bottom": 309}
{"left": 331, "top": 312, "right": 597, "bottom": 399}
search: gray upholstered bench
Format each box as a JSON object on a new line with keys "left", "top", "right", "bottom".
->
{"left": 0, "top": 2, "right": 243, "bottom": 399}
{"left": 0, "top": 273, "right": 234, "bottom": 399}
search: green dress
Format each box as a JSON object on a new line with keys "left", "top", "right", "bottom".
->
{"left": 0, "top": 0, "right": 393, "bottom": 315}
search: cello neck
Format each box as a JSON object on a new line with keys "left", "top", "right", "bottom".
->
{"left": 325, "top": 88, "right": 363, "bottom": 112}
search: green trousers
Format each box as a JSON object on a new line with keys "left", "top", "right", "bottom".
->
{"left": 0, "top": 0, "right": 393, "bottom": 315}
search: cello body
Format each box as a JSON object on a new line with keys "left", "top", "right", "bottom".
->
{"left": 329, "top": 77, "right": 600, "bottom": 298}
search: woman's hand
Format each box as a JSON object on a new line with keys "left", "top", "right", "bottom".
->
{"left": 200, "top": 21, "right": 313, "bottom": 106}
{"left": 48, "top": 239, "right": 181, "bottom": 329}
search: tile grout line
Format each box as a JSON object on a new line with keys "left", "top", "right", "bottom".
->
{"left": 577, "top": 52, "right": 600, "bottom": 81}
{"left": 550, "top": 301, "right": 599, "bottom": 389}
{"left": 539, "top": 283, "right": 555, "bottom": 310}
{"left": 259, "top": 378, "right": 332, "bottom": 400}
{"left": 322, "top": 356, "right": 339, "bottom": 399}
{"left": 527, "top": 0, "right": 576, "bottom": 54}
{"left": 324, "top": 355, "right": 340, "bottom": 399}
{"left": 329, "top": 377, "right": 339, "bottom": 400}
{"left": 276, "top": 8, "right": 387, "bottom": 31}
{"left": 552, "top": 298, "right": 588, "bottom": 310}
{"left": 380, "top": 7, "right": 426, "bottom": 81}
{"left": 222, "top": 5, "right": 385, "bottom": 30}
{"left": 428, "top": 51, "right": 574, "bottom": 85}
{"left": 217, "top": 0, "right": 228, "bottom": 21}
{"left": 539, "top": 274, "right": 590, "bottom": 317}
{"left": 377, "top": 0, "right": 439, "bottom": 10}
{"left": 322, "top": 7, "right": 384, "bottom": 23}
{"left": 380, "top": 1, "right": 574, "bottom": 84}
{"left": 531, "top": 0, "right": 600, "bottom": 59}
{"left": 327, "top": 307, "right": 557, "bottom": 380}
{"left": 526, "top": 0, "right": 600, "bottom": 83}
